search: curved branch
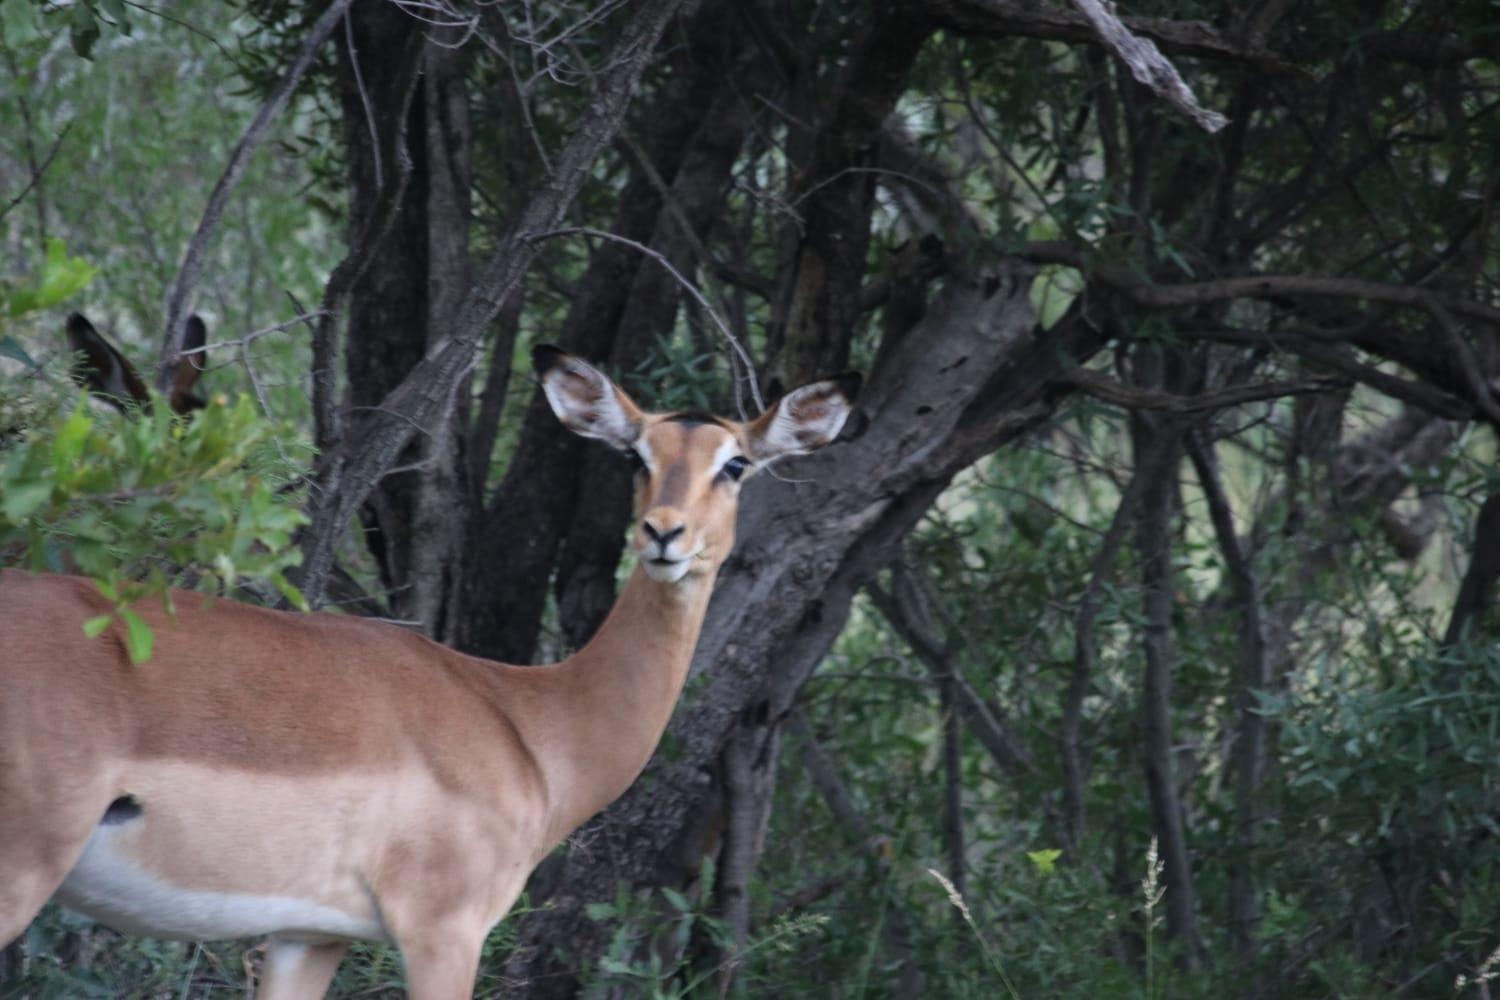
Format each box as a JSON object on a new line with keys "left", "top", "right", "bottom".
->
{"left": 1056, "top": 367, "right": 1348, "bottom": 413}
{"left": 160, "top": 0, "right": 355, "bottom": 382}
{"left": 1021, "top": 241, "right": 1500, "bottom": 329}
{"left": 925, "top": 0, "right": 1292, "bottom": 70}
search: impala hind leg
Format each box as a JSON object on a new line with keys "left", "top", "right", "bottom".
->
{"left": 255, "top": 937, "right": 348, "bottom": 1000}
{"left": 399, "top": 929, "right": 485, "bottom": 1000}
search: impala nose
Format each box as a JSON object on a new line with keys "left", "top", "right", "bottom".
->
{"left": 642, "top": 518, "right": 685, "bottom": 550}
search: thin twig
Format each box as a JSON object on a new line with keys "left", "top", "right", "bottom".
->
{"left": 531, "top": 226, "right": 766, "bottom": 412}
{"left": 0, "top": 121, "right": 71, "bottom": 225}
{"left": 344, "top": 10, "right": 383, "bottom": 191}
{"left": 160, "top": 0, "right": 355, "bottom": 383}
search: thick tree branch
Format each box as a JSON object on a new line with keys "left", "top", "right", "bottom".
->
{"left": 1022, "top": 241, "right": 1500, "bottom": 329}
{"left": 1056, "top": 367, "right": 1347, "bottom": 413}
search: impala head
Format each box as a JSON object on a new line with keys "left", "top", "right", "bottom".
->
{"left": 535, "top": 345, "right": 860, "bottom": 584}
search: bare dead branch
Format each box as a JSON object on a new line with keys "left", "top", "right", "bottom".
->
{"left": 1066, "top": 0, "right": 1226, "bottom": 132}
{"left": 1185, "top": 329, "right": 1476, "bottom": 420}
{"left": 925, "top": 0, "right": 1291, "bottom": 70}
{"left": 532, "top": 226, "right": 766, "bottom": 413}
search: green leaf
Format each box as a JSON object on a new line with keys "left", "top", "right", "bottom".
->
{"left": 37, "top": 238, "right": 98, "bottom": 307}
{"left": 52, "top": 404, "right": 93, "bottom": 470}
{"left": 1027, "top": 848, "right": 1063, "bottom": 875}
{"left": 119, "top": 608, "right": 154, "bottom": 664}
{"left": 68, "top": 5, "right": 101, "bottom": 59}
{"left": 661, "top": 887, "right": 692, "bottom": 912}
{"left": 98, "top": 0, "right": 130, "bottom": 33}
{"left": 0, "top": 0, "right": 40, "bottom": 44}
{"left": 270, "top": 571, "right": 310, "bottom": 612}
{"left": 584, "top": 902, "right": 616, "bottom": 922}
{"left": 81, "top": 614, "right": 113, "bottom": 638}
{"left": 0, "top": 335, "right": 37, "bottom": 367}
{"left": 1, "top": 479, "right": 50, "bottom": 522}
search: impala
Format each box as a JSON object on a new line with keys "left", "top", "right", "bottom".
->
{"left": 0, "top": 345, "right": 858, "bottom": 998}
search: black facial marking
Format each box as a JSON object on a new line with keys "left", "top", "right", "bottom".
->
{"left": 101, "top": 794, "right": 143, "bottom": 825}
{"left": 666, "top": 410, "right": 730, "bottom": 429}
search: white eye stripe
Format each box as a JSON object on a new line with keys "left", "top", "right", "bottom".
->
{"left": 710, "top": 438, "right": 741, "bottom": 475}
{"left": 634, "top": 437, "right": 655, "bottom": 469}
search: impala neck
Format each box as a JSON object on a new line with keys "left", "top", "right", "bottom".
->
{"left": 532, "top": 562, "right": 715, "bottom": 843}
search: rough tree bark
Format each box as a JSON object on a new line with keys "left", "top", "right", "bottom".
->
{"left": 336, "top": 5, "right": 473, "bottom": 636}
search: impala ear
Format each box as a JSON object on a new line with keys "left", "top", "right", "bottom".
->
{"left": 533, "top": 344, "right": 644, "bottom": 450}
{"left": 64, "top": 312, "right": 150, "bottom": 412}
{"left": 746, "top": 372, "right": 861, "bottom": 463}
{"left": 169, "top": 315, "right": 209, "bottom": 414}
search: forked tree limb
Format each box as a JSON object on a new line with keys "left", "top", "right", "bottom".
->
{"left": 864, "top": 573, "right": 1033, "bottom": 777}
{"left": 297, "top": 0, "right": 688, "bottom": 606}
{"left": 160, "top": 0, "right": 355, "bottom": 384}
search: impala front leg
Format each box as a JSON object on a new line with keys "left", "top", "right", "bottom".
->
{"left": 398, "top": 924, "right": 486, "bottom": 1000}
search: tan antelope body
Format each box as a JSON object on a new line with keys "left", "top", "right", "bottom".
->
{"left": 0, "top": 346, "right": 858, "bottom": 998}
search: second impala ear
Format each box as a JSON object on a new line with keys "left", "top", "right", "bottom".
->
{"left": 65, "top": 312, "right": 150, "bottom": 412}
{"left": 533, "top": 344, "right": 644, "bottom": 450}
{"left": 746, "top": 372, "right": 861, "bottom": 463}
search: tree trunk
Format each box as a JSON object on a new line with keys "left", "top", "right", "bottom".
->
{"left": 1130, "top": 346, "right": 1204, "bottom": 967}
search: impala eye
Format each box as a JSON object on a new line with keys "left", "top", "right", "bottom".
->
{"left": 623, "top": 448, "right": 646, "bottom": 474}
{"left": 722, "top": 456, "right": 750, "bottom": 481}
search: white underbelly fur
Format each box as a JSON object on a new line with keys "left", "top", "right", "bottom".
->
{"left": 55, "top": 824, "right": 386, "bottom": 943}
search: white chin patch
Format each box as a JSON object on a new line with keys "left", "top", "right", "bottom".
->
{"left": 643, "top": 557, "right": 692, "bottom": 583}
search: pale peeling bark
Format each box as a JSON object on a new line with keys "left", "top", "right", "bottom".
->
{"left": 1066, "top": 0, "right": 1228, "bottom": 133}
